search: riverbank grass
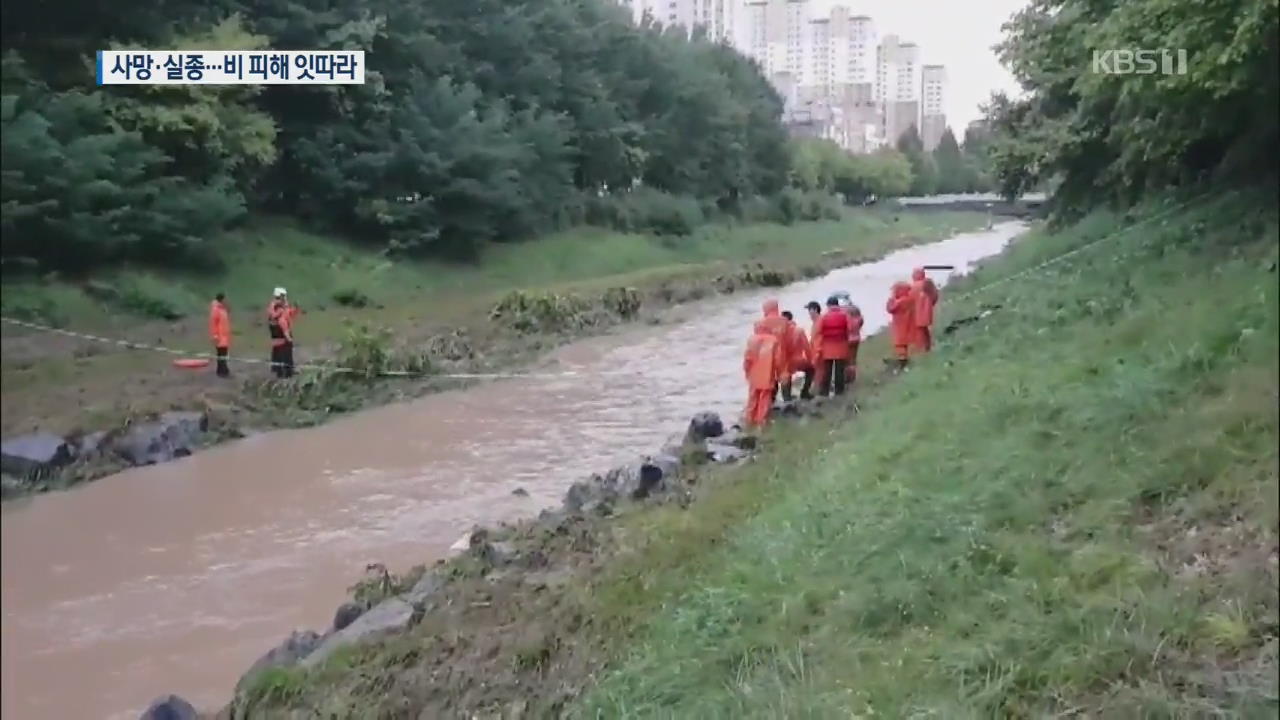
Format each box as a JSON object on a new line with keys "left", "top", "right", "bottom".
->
{"left": 1, "top": 208, "right": 984, "bottom": 443}
{"left": 1, "top": 208, "right": 979, "bottom": 335}
{"left": 236, "top": 192, "right": 1277, "bottom": 718}
{"left": 575, "top": 191, "right": 1279, "bottom": 716}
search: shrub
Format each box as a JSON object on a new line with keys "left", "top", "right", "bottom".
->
{"left": 332, "top": 288, "right": 371, "bottom": 308}
{"left": 335, "top": 324, "right": 393, "bottom": 379}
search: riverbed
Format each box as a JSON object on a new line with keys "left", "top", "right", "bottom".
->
{"left": 0, "top": 222, "right": 1025, "bottom": 719}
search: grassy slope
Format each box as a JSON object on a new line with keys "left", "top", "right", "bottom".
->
{"left": 235, "top": 192, "right": 1277, "bottom": 719}
{"left": 1, "top": 209, "right": 970, "bottom": 335}
{"left": 0, "top": 209, "right": 982, "bottom": 438}
{"left": 575, "top": 192, "right": 1279, "bottom": 717}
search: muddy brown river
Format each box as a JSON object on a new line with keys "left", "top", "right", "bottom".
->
{"left": 1, "top": 223, "right": 1024, "bottom": 719}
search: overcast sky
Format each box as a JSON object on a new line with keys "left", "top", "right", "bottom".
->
{"left": 814, "top": 0, "right": 1030, "bottom": 130}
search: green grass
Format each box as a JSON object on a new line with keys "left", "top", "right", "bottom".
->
{"left": 1, "top": 209, "right": 975, "bottom": 334}
{"left": 0, "top": 208, "right": 984, "bottom": 440}
{"left": 571, "top": 191, "right": 1279, "bottom": 717}
{"left": 233, "top": 191, "right": 1277, "bottom": 719}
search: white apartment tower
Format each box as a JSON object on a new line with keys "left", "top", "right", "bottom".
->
{"left": 616, "top": 0, "right": 942, "bottom": 155}
{"left": 877, "top": 34, "right": 921, "bottom": 146}
{"left": 802, "top": 7, "right": 875, "bottom": 95}
{"left": 616, "top": 0, "right": 736, "bottom": 42}
{"left": 785, "top": 0, "right": 810, "bottom": 78}
{"left": 920, "top": 64, "right": 947, "bottom": 151}
{"left": 808, "top": 16, "right": 832, "bottom": 91}
{"left": 876, "top": 34, "right": 920, "bottom": 103}
{"left": 690, "top": 0, "right": 739, "bottom": 43}
{"left": 848, "top": 14, "right": 875, "bottom": 85}
{"left": 744, "top": 0, "right": 771, "bottom": 71}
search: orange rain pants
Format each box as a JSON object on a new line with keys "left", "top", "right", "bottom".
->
{"left": 887, "top": 281, "right": 915, "bottom": 361}
{"left": 744, "top": 324, "right": 784, "bottom": 427}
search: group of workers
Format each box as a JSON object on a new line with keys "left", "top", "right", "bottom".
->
{"left": 207, "top": 287, "right": 301, "bottom": 378}
{"left": 742, "top": 266, "right": 940, "bottom": 428}
{"left": 206, "top": 269, "right": 935, "bottom": 402}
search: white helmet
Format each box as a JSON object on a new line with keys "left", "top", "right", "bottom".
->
{"left": 273, "top": 287, "right": 287, "bottom": 298}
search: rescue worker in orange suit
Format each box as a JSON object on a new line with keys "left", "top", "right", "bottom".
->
{"left": 779, "top": 311, "right": 813, "bottom": 401}
{"left": 806, "top": 300, "right": 826, "bottom": 393}
{"left": 267, "top": 287, "right": 300, "bottom": 378}
{"left": 209, "top": 293, "right": 232, "bottom": 378}
{"left": 886, "top": 281, "right": 915, "bottom": 371}
{"left": 756, "top": 299, "right": 792, "bottom": 401}
{"left": 910, "top": 267, "right": 940, "bottom": 353}
{"left": 843, "top": 303, "right": 864, "bottom": 386}
{"left": 816, "top": 296, "right": 852, "bottom": 396}
{"left": 743, "top": 320, "right": 785, "bottom": 428}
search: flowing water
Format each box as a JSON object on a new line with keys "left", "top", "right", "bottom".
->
{"left": 1, "top": 222, "right": 1025, "bottom": 720}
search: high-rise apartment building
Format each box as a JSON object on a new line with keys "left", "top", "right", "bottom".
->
{"left": 876, "top": 34, "right": 920, "bottom": 147}
{"left": 847, "top": 15, "right": 875, "bottom": 85}
{"left": 690, "top": 0, "right": 739, "bottom": 43}
{"left": 920, "top": 64, "right": 947, "bottom": 151}
{"left": 808, "top": 16, "right": 831, "bottom": 90}
{"left": 744, "top": 0, "right": 770, "bottom": 70}
{"left": 784, "top": 0, "right": 810, "bottom": 78}
{"left": 616, "top": 0, "right": 736, "bottom": 42}
{"left": 617, "top": 0, "right": 945, "bottom": 156}
{"left": 876, "top": 35, "right": 919, "bottom": 103}
{"left": 738, "top": 0, "right": 798, "bottom": 77}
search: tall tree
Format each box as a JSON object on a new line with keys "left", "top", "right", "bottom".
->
{"left": 931, "top": 128, "right": 967, "bottom": 194}
{"left": 2, "top": 0, "right": 802, "bottom": 270}
{"left": 987, "top": 0, "right": 1279, "bottom": 213}
{"left": 897, "top": 126, "right": 938, "bottom": 196}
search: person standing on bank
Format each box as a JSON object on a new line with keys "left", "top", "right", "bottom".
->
{"left": 910, "top": 267, "right": 940, "bottom": 353}
{"left": 779, "top": 310, "right": 813, "bottom": 401}
{"left": 806, "top": 300, "right": 825, "bottom": 392}
{"left": 815, "top": 296, "right": 852, "bottom": 396}
{"left": 267, "top": 287, "right": 299, "bottom": 378}
{"left": 208, "top": 293, "right": 231, "bottom": 378}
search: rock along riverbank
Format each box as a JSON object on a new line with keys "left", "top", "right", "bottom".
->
{"left": 198, "top": 396, "right": 840, "bottom": 718}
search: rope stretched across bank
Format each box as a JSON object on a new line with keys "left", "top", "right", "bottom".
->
{"left": 0, "top": 316, "right": 581, "bottom": 380}
{"left": 942, "top": 191, "right": 1220, "bottom": 307}
{"left": 0, "top": 192, "right": 1217, "bottom": 380}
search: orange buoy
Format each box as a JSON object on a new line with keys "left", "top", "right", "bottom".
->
{"left": 172, "top": 358, "right": 210, "bottom": 369}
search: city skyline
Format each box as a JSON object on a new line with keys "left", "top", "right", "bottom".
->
{"left": 618, "top": 0, "right": 1026, "bottom": 131}
{"left": 808, "top": 0, "right": 1025, "bottom": 130}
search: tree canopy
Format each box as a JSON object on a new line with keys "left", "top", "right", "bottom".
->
{"left": 984, "top": 0, "right": 1279, "bottom": 214}
{"left": 2, "top": 0, "right": 797, "bottom": 270}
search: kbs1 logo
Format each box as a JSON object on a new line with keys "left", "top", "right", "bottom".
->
{"left": 1092, "top": 49, "right": 1188, "bottom": 75}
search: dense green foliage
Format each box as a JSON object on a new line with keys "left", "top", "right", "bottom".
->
{"left": 985, "top": 0, "right": 1279, "bottom": 213}
{"left": 2, "top": 0, "right": 798, "bottom": 270}
{"left": 894, "top": 125, "right": 996, "bottom": 196}
{"left": 789, "top": 139, "right": 911, "bottom": 202}
{"left": 788, "top": 128, "right": 996, "bottom": 204}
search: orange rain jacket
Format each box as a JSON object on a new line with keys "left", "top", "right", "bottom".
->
{"left": 816, "top": 307, "right": 852, "bottom": 361}
{"left": 209, "top": 300, "right": 231, "bottom": 349}
{"left": 744, "top": 321, "right": 785, "bottom": 390}
{"left": 756, "top": 299, "right": 792, "bottom": 359}
{"left": 267, "top": 300, "right": 300, "bottom": 345}
{"left": 785, "top": 319, "right": 811, "bottom": 372}
{"left": 886, "top": 281, "right": 915, "bottom": 351}
{"left": 911, "top": 267, "right": 939, "bottom": 330}
{"left": 846, "top": 306, "right": 864, "bottom": 344}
